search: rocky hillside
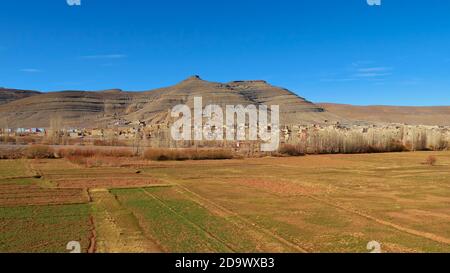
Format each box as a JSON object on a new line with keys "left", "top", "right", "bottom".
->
{"left": 0, "top": 88, "right": 41, "bottom": 105}
{"left": 123, "top": 76, "right": 344, "bottom": 126}
{"left": 0, "top": 76, "right": 343, "bottom": 128}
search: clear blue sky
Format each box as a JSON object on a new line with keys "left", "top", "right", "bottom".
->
{"left": 1, "top": 0, "right": 449, "bottom": 106}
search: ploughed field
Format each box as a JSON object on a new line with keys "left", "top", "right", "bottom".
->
{"left": 1, "top": 152, "right": 450, "bottom": 253}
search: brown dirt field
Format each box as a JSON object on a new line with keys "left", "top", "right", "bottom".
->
{"left": 0, "top": 189, "right": 88, "bottom": 206}
{"left": 0, "top": 179, "right": 88, "bottom": 207}
{"left": 134, "top": 151, "right": 450, "bottom": 252}
{"left": 30, "top": 159, "right": 165, "bottom": 189}
{"left": 229, "top": 179, "right": 322, "bottom": 196}
{"left": 2, "top": 151, "right": 450, "bottom": 253}
{"left": 54, "top": 178, "right": 165, "bottom": 189}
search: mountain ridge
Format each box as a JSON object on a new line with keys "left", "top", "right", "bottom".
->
{"left": 0, "top": 76, "right": 342, "bottom": 128}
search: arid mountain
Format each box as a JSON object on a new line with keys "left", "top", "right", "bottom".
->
{"left": 320, "top": 103, "right": 450, "bottom": 126}
{"left": 0, "top": 89, "right": 134, "bottom": 128}
{"left": 0, "top": 88, "right": 41, "bottom": 105}
{"left": 0, "top": 76, "right": 343, "bottom": 128}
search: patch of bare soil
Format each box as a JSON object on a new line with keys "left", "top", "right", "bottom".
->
{"left": 55, "top": 178, "right": 163, "bottom": 189}
{"left": 0, "top": 183, "right": 88, "bottom": 206}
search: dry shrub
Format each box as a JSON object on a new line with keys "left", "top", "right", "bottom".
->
{"left": 278, "top": 144, "right": 305, "bottom": 157}
{"left": 364, "top": 141, "right": 408, "bottom": 154}
{"left": 93, "top": 139, "right": 127, "bottom": 146}
{"left": 143, "top": 148, "right": 233, "bottom": 161}
{"left": 424, "top": 155, "right": 437, "bottom": 166}
{"left": 0, "top": 147, "right": 25, "bottom": 159}
{"left": 58, "top": 148, "right": 95, "bottom": 158}
{"left": 58, "top": 147, "right": 134, "bottom": 167}
{"left": 388, "top": 140, "right": 409, "bottom": 152}
{"left": 0, "top": 136, "right": 16, "bottom": 144}
{"left": 57, "top": 147, "right": 134, "bottom": 158}
{"left": 144, "top": 149, "right": 183, "bottom": 161}
{"left": 65, "top": 138, "right": 85, "bottom": 146}
{"left": 189, "top": 149, "right": 234, "bottom": 160}
{"left": 25, "top": 145, "right": 55, "bottom": 159}
{"left": 93, "top": 139, "right": 107, "bottom": 146}
{"left": 58, "top": 148, "right": 134, "bottom": 168}
{"left": 66, "top": 155, "right": 125, "bottom": 168}
{"left": 16, "top": 136, "right": 38, "bottom": 145}
{"left": 65, "top": 155, "right": 88, "bottom": 166}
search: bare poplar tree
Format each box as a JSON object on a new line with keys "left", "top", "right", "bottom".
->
{"left": 0, "top": 117, "right": 9, "bottom": 143}
{"left": 49, "top": 116, "right": 63, "bottom": 145}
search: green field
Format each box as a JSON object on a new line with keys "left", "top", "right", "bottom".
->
{"left": 1, "top": 152, "right": 450, "bottom": 253}
{"left": 0, "top": 204, "right": 92, "bottom": 253}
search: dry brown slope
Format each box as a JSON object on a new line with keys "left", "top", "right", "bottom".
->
{"left": 0, "top": 88, "right": 41, "bottom": 105}
{"left": 125, "top": 76, "right": 344, "bottom": 125}
{"left": 0, "top": 77, "right": 345, "bottom": 128}
{"left": 0, "top": 89, "right": 134, "bottom": 128}
{"left": 320, "top": 103, "right": 450, "bottom": 126}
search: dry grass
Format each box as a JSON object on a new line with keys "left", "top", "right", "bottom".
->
{"left": 143, "top": 148, "right": 233, "bottom": 161}
{"left": 57, "top": 147, "right": 135, "bottom": 167}
{"left": 0, "top": 147, "right": 25, "bottom": 159}
{"left": 2, "top": 151, "right": 450, "bottom": 252}
{"left": 0, "top": 136, "right": 44, "bottom": 145}
{"left": 278, "top": 144, "right": 305, "bottom": 156}
{"left": 25, "top": 145, "right": 55, "bottom": 159}
{"left": 0, "top": 136, "right": 17, "bottom": 144}
{"left": 0, "top": 144, "right": 56, "bottom": 160}
{"left": 424, "top": 155, "right": 438, "bottom": 166}
{"left": 65, "top": 155, "right": 134, "bottom": 168}
{"left": 57, "top": 147, "right": 134, "bottom": 158}
{"left": 131, "top": 151, "right": 450, "bottom": 253}
{"left": 93, "top": 139, "right": 128, "bottom": 147}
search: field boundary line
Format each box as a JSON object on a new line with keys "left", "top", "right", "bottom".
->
{"left": 0, "top": 176, "right": 41, "bottom": 180}
{"left": 175, "top": 185, "right": 308, "bottom": 253}
{"left": 88, "top": 215, "right": 97, "bottom": 253}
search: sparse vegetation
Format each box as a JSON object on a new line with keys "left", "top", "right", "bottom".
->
{"left": 1, "top": 151, "right": 450, "bottom": 252}
{"left": 57, "top": 147, "right": 134, "bottom": 158}
{"left": 0, "top": 147, "right": 25, "bottom": 159}
{"left": 93, "top": 139, "right": 127, "bottom": 147}
{"left": 278, "top": 144, "right": 305, "bottom": 156}
{"left": 0, "top": 204, "right": 92, "bottom": 253}
{"left": 24, "top": 145, "right": 55, "bottom": 159}
{"left": 425, "top": 155, "right": 438, "bottom": 166}
{"left": 56, "top": 147, "right": 135, "bottom": 167}
{"left": 0, "top": 136, "right": 16, "bottom": 144}
{"left": 143, "top": 148, "right": 233, "bottom": 161}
